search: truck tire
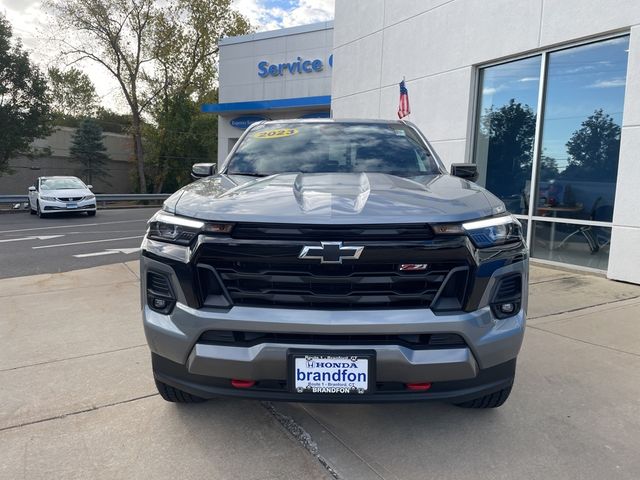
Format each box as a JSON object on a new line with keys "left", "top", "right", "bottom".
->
{"left": 155, "top": 379, "right": 207, "bottom": 403}
{"left": 455, "top": 386, "right": 512, "bottom": 409}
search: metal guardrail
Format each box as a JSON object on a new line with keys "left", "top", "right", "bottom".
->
{"left": 0, "top": 194, "right": 170, "bottom": 205}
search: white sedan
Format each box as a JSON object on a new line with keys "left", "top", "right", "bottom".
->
{"left": 28, "top": 176, "right": 97, "bottom": 218}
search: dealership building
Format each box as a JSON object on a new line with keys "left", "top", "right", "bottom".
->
{"left": 204, "top": 21, "right": 333, "bottom": 162}
{"left": 204, "top": 0, "right": 640, "bottom": 285}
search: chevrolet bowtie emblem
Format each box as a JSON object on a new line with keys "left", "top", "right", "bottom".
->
{"left": 298, "top": 242, "right": 364, "bottom": 264}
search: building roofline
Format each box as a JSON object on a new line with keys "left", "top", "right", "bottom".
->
{"left": 219, "top": 21, "right": 333, "bottom": 46}
{"left": 201, "top": 95, "right": 331, "bottom": 114}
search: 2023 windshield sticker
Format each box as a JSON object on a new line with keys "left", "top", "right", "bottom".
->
{"left": 253, "top": 128, "right": 298, "bottom": 139}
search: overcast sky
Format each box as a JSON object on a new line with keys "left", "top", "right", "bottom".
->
{"left": 0, "top": 0, "right": 334, "bottom": 112}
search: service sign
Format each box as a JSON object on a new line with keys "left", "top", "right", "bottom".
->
{"left": 258, "top": 54, "right": 333, "bottom": 78}
{"left": 230, "top": 115, "right": 268, "bottom": 129}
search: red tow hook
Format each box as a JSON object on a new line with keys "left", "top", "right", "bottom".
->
{"left": 231, "top": 379, "right": 256, "bottom": 389}
{"left": 406, "top": 382, "right": 432, "bottom": 391}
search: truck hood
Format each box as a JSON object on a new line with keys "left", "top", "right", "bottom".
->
{"left": 167, "top": 172, "right": 503, "bottom": 224}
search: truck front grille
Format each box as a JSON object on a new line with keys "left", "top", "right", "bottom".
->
{"left": 204, "top": 260, "right": 467, "bottom": 309}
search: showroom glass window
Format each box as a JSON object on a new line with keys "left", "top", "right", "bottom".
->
{"left": 474, "top": 35, "right": 630, "bottom": 271}
{"left": 535, "top": 37, "right": 629, "bottom": 222}
{"left": 474, "top": 55, "right": 542, "bottom": 215}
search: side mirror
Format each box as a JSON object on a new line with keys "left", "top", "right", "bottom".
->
{"left": 191, "top": 163, "right": 216, "bottom": 179}
{"left": 450, "top": 163, "right": 479, "bottom": 182}
{"left": 28, "top": 186, "right": 36, "bottom": 192}
{"left": 86, "top": 184, "right": 93, "bottom": 190}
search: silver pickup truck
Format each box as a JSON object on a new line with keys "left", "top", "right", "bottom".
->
{"left": 140, "top": 119, "right": 528, "bottom": 408}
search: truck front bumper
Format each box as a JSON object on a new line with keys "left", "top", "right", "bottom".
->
{"left": 144, "top": 297, "right": 525, "bottom": 403}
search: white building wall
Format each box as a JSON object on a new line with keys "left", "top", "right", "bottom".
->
{"left": 331, "top": 0, "right": 640, "bottom": 284}
{"left": 216, "top": 22, "right": 334, "bottom": 163}
{"left": 609, "top": 24, "right": 640, "bottom": 284}
{"left": 219, "top": 22, "right": 333, "bottom": 104}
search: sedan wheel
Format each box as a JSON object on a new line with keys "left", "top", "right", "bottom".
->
{"left": 37, "top": 201, "right": 44, "bottom": 218}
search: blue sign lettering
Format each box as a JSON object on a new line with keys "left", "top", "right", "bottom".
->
{"left": 257, "top": 55, "right": 332, "bottom": 78}
{"left": 257, "top": 61, "right": 269, "bottom": 78}
{"left": 230, "top": 115, "right": 269, "bottom": 129}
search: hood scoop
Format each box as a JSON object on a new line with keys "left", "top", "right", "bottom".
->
{"left": 292, "top": 173, "right": 371, "bottom": 214}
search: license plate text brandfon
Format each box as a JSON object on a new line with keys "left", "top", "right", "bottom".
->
{"left": 293, "top": 355, "right": 369, "bottom": 394}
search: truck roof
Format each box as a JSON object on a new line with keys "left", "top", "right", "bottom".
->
{"left": 255, "top": 118, "right": 409, "bottom": 126}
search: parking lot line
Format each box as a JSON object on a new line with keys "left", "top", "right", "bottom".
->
{"left": 32, "top": 235, "right": 144, "bottom": 249}
{"left": 0, "top": 235, "right": 64, "bottom": 243}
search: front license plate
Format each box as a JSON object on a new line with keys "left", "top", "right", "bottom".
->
{"left": 293, "top": 354, "right": 370, "bottom": 394}
{"left": 66, "top": 203, "right": 78, "bottom": 209}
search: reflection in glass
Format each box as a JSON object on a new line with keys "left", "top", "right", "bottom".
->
{"left": 535, "top": 36, "right": 629, "bottom": 222}
{"left": 474, "top": 56, "right": 541, "bottom": 214}
{"left": 228, "top": 123, "right": 441, "bottom": 176}
{"left": 530, "top": 220, "right": 611, "bottom": 270}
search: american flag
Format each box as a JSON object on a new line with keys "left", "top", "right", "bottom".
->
{"left": 397, "top": 80, "right": 410, "bottom": 119}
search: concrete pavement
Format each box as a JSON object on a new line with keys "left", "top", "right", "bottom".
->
{"left": 1, "top": 262, "right": 639, "bottom": 479}
{"left": 0, "top": 261, "right": 329, "bottom": 480}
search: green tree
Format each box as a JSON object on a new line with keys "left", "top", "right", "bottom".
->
{"left": 47, "top": 0, "right": 250, "bottom": 192}
{"left": 144, "top": 91, "right": 218, "bottom": 192}
{"left": 0, "top": 15, "right": 51, "bottom": 176}
{"left": 48, "top": 66, "right": 98, "bottom": 118}
{"left": 479, "top": 99, "right": 537, "bottom": 196}
{"left": 539, "top": 155, "right": 559, "bottom": 181}
{"left": 70, "top": 118, "right": 111, "bottom": 185}
{"left": 145, "top": 1, "right": 250, "bottom": 192}
{"left": 52, "top": 106, "right": 133, "bottom": 133}
{"left": 94, "top": 107, "right": 132, "bottom": 134}
{"left": 564, "top": 109, "right": 621, "bottom": 181}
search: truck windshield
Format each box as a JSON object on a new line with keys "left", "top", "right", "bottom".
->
{"left": 226, "top": 123, "right": 442, "bottom": 177}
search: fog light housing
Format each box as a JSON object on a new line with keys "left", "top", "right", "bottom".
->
{"left": 147, "top": 271, "right": 176, "bottom": 314}
{"left": 499, "top": 302, "right": 516, "bottom": 314}
{"left": 490, "top": 274, "right": 522, "bottom": 320}
{"left": 152, "top": 298, "right": 169, "bottom": 310}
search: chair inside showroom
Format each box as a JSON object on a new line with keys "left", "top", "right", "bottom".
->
{"left": 556, "top": 197, "right": 612, "bottom": 254}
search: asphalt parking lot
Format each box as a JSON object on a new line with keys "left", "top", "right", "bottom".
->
{"left": 1, "top": 210, "right": 640, "bottom": 479}
{"left": 0, "top": 208, "right": 156, "bottom": 278}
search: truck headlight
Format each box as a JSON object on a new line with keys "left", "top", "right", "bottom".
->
{"left": 462, "top": 215, "right": 523, "bottom": 248}
{"left": 147, "top": 212, "right": 205, "bottom": 246}
{"left": 146, "top": 211, "right": 233, "bottom": 246}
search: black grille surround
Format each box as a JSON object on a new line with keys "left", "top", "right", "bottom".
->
{"left": 148, "top": 271, "right": 173, "bottom": 297}
{"left": 193, "top": 229, "right": 473, "bottom": 310}
{"left": 231, "top": 223, "right": 435, "bottom": 241}
{"left": 493, "top": 274, "right": 522, "bottom": 302}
